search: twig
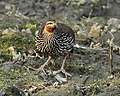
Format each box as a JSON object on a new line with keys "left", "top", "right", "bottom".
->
{"left": 74, "top": 45, "right": 108, "bottom": 51}
{"left": 108, "top": 31, "right": 114, "bottom": 75}
{"left": 87, "top": 9, "right": 93, "bottom": 22}
{"left": 44, "top": 9, "right": 50, "bottom": 18}
{"left": 82, "top": 75, "right": 91, "bottom": 85}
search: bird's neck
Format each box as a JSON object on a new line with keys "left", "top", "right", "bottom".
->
{"left": 44, "top": 26, "right": 55, "bottom": 33}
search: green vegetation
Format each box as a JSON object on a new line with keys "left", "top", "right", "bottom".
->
{"left": 0, "top": 0, "right": 120, "bottom": 94}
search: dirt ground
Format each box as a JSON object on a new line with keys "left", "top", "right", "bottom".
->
{"left": 0, "top": 0, "right": 120, "bottom": 96}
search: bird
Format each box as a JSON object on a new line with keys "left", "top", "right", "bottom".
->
{"left": 35, "top": 20, "right": 75, "bottom": 78}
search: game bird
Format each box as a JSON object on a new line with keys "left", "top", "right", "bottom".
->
{"left": 35, "top": 20, "right": 75, "bottom": 78}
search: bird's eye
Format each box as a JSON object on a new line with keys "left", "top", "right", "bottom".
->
{"left": 49, "top": 22, "right": 53, "bottom": 24}
{"left": 47, "top": 22, "right": 53, "bottom": 25}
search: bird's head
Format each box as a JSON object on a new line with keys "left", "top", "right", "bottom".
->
{"left": 44, "top": 20, "right": 57, "bottom": 33}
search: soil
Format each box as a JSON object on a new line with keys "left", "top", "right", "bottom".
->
{"left": 0, "top": 0, "right": 120, "bottom": 96}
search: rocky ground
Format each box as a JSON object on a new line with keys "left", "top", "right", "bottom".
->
{"left": 0, "top": 0, "right": 120, "bottom": 96}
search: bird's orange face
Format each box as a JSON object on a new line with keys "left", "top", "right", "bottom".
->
{"left": 44, "top": 20, "right": 57, "bottom": 33}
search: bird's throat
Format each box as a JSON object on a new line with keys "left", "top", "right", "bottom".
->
{"left": 45, "top": 26, "right": 54, "bottom": 33}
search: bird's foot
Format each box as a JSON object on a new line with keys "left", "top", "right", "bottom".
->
{"left": 36, "top": 65, "right": 47, "bottom": 75}
{"left": 30, "top": 65, "right": 47, "bottom": 75}
{"left": 61, "top": 69, "right": 72, "bottom": 77}
{"left": 53, "top": 68, "right": 72, "bottom": 78}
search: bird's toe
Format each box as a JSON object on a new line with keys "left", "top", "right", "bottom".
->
{"left": 52, "top": 69, "right": 72, "bottom": 78}
{"left": 61, "top": 69, "right": 72, "bottom": 77}
{"left": 36, "top": 66, "right": 47, "bottom": 75}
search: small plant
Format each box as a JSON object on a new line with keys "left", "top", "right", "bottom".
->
{"left": 25, "top": 24, "right": 36, "bottom": 30}
{"left": 87, "top": 83, "right": 104, "bottom": 95}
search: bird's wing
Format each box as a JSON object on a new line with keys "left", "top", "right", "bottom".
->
{"left": 55, "top": 23, "right": 75, "bottom": 41}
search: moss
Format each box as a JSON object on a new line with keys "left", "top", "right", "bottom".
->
{"left": 0, "top": 65, "right": 38, "bottom": 93}
{"left": 25, "top": 24, "right": 36, "bottom": 30}
{"left": 86, "top": 83, "right": 103, "bottom": 95}
{"left": 0, "top": 31, "right": 35, "bottom": 61}
{"left": 0, "top": 15, "right": 119, "bottom": 96}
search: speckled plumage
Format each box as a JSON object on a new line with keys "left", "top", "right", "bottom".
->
{"left": 35, "top": 21, "right": 75, "bottom": 57}
{"left": 34, "top": 20, "right": 75, "bottom": 77}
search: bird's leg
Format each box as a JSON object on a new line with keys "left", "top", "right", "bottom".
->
{"left": 60, "top": 56, "right": 72, "bottom": 78}
{"left": 37, "top": 56, "right": 51, "bottom": 74}
{"left": 53, "top": 56, "right": 72, "bottom": 78}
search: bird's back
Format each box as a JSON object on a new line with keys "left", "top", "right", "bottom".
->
{"left": 35, "top": 22, "right": 75, "bottom": 57}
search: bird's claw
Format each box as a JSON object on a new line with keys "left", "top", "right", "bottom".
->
{"left": 32, "top": 65, "right": 47, "bottom": 75}
{"left": 61, "top": 69, "right": 72, "bottom": 77}
{"left": 53, "top": 69, "right": 72, "bottom": 78}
